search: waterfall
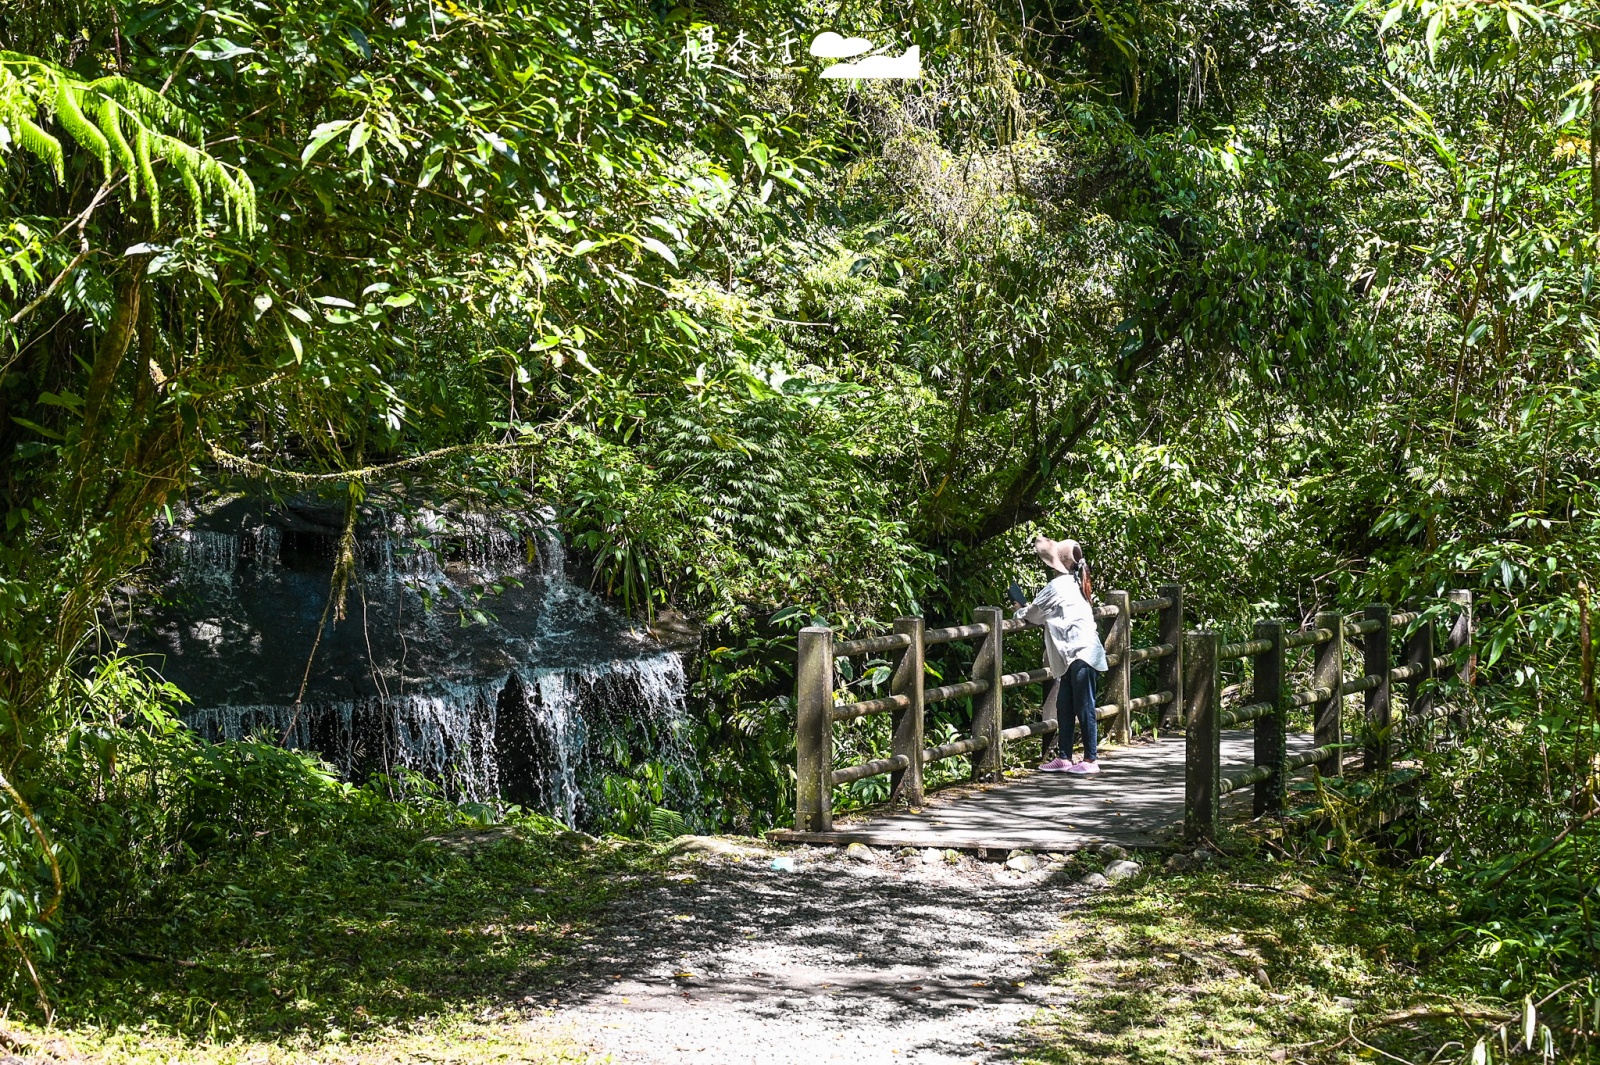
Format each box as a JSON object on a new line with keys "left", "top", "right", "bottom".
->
{"left": 135, "top": 499, "right": 697, "bottom": 828}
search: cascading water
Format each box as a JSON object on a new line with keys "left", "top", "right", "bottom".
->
{"left": 127, "top": 497, "right": 698, "bottom": 828}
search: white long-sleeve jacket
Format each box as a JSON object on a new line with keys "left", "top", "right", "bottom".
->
{"left": 1014, "top": 573, "right": 1108, "bottom": 677}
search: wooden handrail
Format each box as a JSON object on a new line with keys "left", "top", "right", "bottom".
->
{"left": 925, "top": 678, "right": 990, "bottom": 705}
{"left": 1345, "top": 617, "right": 1383, "bottom": 637}
{"left": 833, "top": 755, "right": 910, "bottom": 785}
{"left": 1126, "top": 690, "right": 1174, "bottom": 711}
{"left": 1219, "top": 637, "right": 1274, "bottom": 660}
{"left": 1183, "top": 594, "right": 1473, "bottom": 840}
{"left": 1001, "top": 667, "right": 1051, "bottom": 689}
{"left": 923, "top": 734, "right": 989, "bottom": 764}
{"left": 1285, "top": 744, "right": 1337, "bottom": 771}
{"left": 1001, "top": 720, "right": 1058, "bottom": 741}
{"left": 798, "top": 589, "right": 1181, "bottom": 813}
{"left": 1218, "top": 763, "right": 1273, "bottom": 795}
{"left": 835, "top": 632, "right": 913, "bottom": 657}
{"left": 1219, "top": 700, "right": 1273, "bottom": 728}
{"left": 1341, "top": 674, "right": 1382, "bottom": 696}
{"left": 925, "top": 621, "right": 991, "bottom": 647}
{"left": 1288, "top": 685, "right": 1334, "bottom": 708}
{"left": 1282, "top": 626, "right": 1335, "bottom": 649}
{"left": 831, "top": 693, "right": 910, "bottom": 722}
{"left": 1390, "top": 662, "right": 1425, "bottom": 683}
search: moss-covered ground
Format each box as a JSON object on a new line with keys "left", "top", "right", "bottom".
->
{"left": 5, "top": 822, "right": 657, "bottom": 1063}
{"left": 1013, "top": 848, "right": 1546, "bottom": 1065}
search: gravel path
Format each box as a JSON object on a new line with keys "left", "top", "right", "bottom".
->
{"left": 538, "top": 842, "right": 1120, "bottom": 1065}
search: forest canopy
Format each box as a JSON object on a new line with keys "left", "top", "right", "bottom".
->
{"left": 0, "top": 0, "right": 1597, "bottom": 1052}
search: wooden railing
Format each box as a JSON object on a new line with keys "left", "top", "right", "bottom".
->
{"left": 792, "top": 588, "right": 1475, "bottom": 838}
{"left": 794, "top": 585, "right": 1184, "bottom": 833}
{"left": 1185, "top": 591, "right": 1475, "bottom": 839}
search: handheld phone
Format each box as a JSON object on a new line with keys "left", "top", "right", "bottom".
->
{"left": 1008, "top": 582, "right": 1026, "bottom": 605}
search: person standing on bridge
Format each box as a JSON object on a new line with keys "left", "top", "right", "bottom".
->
{"left": 1012, "top": 536, "right": 1107, "bottom": 775}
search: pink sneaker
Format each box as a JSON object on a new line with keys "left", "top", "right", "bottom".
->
{"left": 1038, "top": 757, "right": 1075, "bottom": 772}
{"left": 1066, "top": 760, "right": 1101, "bottom": 775}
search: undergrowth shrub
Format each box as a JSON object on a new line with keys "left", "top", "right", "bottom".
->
{"left": 1286, "top": 677, "right": 1600, "bottom": 1049}
{"left": 2, "top": 653, "right": 550, "bottom": 1010}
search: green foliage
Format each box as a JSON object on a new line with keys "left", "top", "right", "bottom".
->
{"left": 1, "top": 0, "right": 1598, "bottom": 1038}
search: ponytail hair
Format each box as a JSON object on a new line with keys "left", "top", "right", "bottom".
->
{"left": 1072, "top": 544, "right": 1093, "bottom": 600}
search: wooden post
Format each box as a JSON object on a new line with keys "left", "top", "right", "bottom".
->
{"left": 971, "top": 606, "right": 1006, "bottom": 782}
{"left": 1158, "top": 584, "right": 1184, "bottom": 729}
{"left": 1184, "top": 630, "right": 1220, "bottom": 841}
{"left": 1253, "top": 619, "right": 1287, "bottom": 817}
{"left": 1363, "top": 604, "right": 1392, "bottom": 773}
{"left": 889, "top": 616, "right": 925, "bottom": 807}
{"left": 1405, "top": 600, "right": 1434, "bottom": 751}
{"left": 795, "top": 625, "right": 834, "bottom": 832}
{"left": 1448, "top": 590, "right": 1475, "bottom": 731}
{"left": 1313, "top": 609, "right": 1344, "bottom": 778}
{"left": 1106, "top": 590, "right": 1132, "bottom": 745}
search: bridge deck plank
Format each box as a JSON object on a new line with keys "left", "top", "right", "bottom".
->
{"left": 769, "top": 731, "right": 1318, "bottom": 852}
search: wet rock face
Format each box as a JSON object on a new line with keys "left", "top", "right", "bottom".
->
{"left": 124, "top": 497, "right": 697, "bottom": 827}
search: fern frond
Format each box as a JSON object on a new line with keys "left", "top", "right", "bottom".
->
{"left": 0, "top": 64, "right": 64, "bottom": 180}
{"left": 181, "top": 167, "right": 204, "bottom": 227}
{"left": 52, "top": 77, "right": 110, "bottom": 179}
{"left": 135, "top": 124, "right": 158, "bottom": 228}
{"left": 237, "top": 168, "right": 257, "bottom": 232}
{"left": 151, "top": 133, "right": 206, "bottom": 227}
{"left": 86, "top": 75, "right": 200, "bottom": 141}
{"left": 3, "top": 55, "right": 252, "bottom": 233}
{"left": 13, "top": 115, "right": 64, "bottom": 182}
{"left": 96, "top": 97, "right": 138, "bottom": 197}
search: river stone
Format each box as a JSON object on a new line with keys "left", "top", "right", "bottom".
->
{"left": 896, "top": 846, "right": 920, "bottom": 858}
{"left": 845, "top": 842, "right": 875, "bottom": 863}
{"left": 1004, "top": 853, "right": 1039, "bottom": 872}
{"left": 1104, "top": 859, "right": 1142, "bottom": 882}
{"left": 424, "top": 825, "right": 518, "bottom": 852}
{"left": 1077, "top": 872, "right": 1109, "bottom": 889}
{"left": 1095, "top": 842, "right": 1130, "bottom": 860}
{"left": 666, "top": 835, "right": 767, "bottom": 860}
{"left": 920, "top": 847, "right": 942, "bottom": 865}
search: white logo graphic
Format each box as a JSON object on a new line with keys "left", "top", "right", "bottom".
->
{"left": 809, "top": 31, "right": 921, "bottom": 79}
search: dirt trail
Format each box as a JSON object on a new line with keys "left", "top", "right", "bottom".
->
{"left": 538, "top": 843, "right": 1114, "bottom": 1065}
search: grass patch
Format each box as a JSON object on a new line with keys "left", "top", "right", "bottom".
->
{"left": 1012, "top": 846, "right": 1547, "bottom": 1065}
{"left": 16, "top": 817, "right": 663, "bottom": 1063}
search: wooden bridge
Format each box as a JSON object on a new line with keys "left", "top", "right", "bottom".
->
{"left": 771, "top": 587, "right": 1475, "bottom": 850}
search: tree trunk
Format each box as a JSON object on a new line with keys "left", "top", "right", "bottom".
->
{"left": 80, "top": 270, "right": 143, "bottom": 447}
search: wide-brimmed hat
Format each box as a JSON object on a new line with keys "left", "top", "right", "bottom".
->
{"left": 1034, "top": 535, "right": 1084, "bottom": 575}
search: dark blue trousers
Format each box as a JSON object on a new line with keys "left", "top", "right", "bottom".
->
{"left": 1053, "top": 660, "right": 1099, "bottom": 761}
